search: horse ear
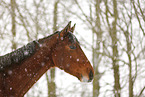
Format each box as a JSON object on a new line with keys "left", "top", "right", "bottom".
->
{"left": 70, "top": 24, "right": 76, "bottom": 33}
{"left": 60, "top": 21, "right": 71, "bottom": 37}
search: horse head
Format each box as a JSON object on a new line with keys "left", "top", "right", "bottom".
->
{"left": 52, "top": 22, "right": 94, "bottom": 82}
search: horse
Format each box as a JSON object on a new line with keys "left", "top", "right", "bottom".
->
{"left": 0, "top": 21, "right": 94, "bottom": 97}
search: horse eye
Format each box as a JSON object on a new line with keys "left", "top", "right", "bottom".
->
{"left": 69, "top": 45, "right": 76, "bottom": 49}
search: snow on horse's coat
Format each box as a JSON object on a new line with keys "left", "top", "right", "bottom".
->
{"left": 0, "top": 22, "right": 94, "bottom": 97}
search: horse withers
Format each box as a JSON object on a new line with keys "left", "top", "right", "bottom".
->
{"left": 0, "top": 21, "right": 94, "bottom": 97}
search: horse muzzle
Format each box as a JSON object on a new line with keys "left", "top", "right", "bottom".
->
{"left": 80, "top": 69, "right": 94, "bottom": 82}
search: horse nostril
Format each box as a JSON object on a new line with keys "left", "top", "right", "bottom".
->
{"left": 88, "top": 69, "right": 94, "bottom": 82}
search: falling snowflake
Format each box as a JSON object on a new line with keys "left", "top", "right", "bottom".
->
{"left": 77, "top": 59, "right": 79, "bottom": 62}
{"left": 10, "top": 87, "right": 12, "bottom": 90}
{"left": 61, "top": 37, "right": 63, "bottom": 40}
{"left": 41, "top": 62, "right": 45, "bottom": 66}
{"left": 25, "top": 68, "right": 27, "bottom": 72}
{"left": 39, "top": 44, "right": 43, "bottom": 47}
{"left": 24, "top": 51, "right": 29, "bottom": 56}
{"left": 8, "top": 70, "right": 13, "bottom": 75}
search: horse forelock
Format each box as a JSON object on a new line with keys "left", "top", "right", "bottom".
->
{"left": 0, "top": 41, "right": 38, "bottom": 70}
{"left": 67, "top": 31, "right": 79, "bottom": 44}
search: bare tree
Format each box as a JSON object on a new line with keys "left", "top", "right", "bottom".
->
{"left": 47, "top": 0, "right": 59, "bottom": 97}
{"left": 10, "top": 0, "right": 17, "bottom": 50}
{"left": 92, "top": 0, "right": 103, "bottom": 97}
{"left": 104, "top": 0, "right": 121, "bottom": 96}
{"left": 61, "top": 0, "right": 104, "bottom": 96}
{"left": 1, "top": 0, "right": 145, "bottom": 97}
{"left": 131, "top": 0, "right": 145, "bottom": 35}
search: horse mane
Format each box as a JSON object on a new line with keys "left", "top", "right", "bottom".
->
{"left": 0, "top": 41, "right": 38, "bottom": 70}
{"left": 0, "top": 31, "right": 76, "bottom": 70}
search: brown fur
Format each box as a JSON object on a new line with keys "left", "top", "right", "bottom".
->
{"left": 0, "top": 22, "right": 94, "bottom": 97}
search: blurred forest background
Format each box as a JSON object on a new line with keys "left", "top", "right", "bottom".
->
{"left": 0, "top": 0, "right": 145, "bottom": 97}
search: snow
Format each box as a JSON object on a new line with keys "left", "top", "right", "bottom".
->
{"left": 25, "top": 68, "right": 28, "bottom": 72}
{"left": 24, "top": 51, "right": 29, "bottom": 56}
{"left": 60, "top": 37, "right": 63, "bottom": 40}
{"left": 0, "top": 41, "right": 36, "bottom": 70}
{"left": 70, "top": 56, "right": 72, "bottom": 58}
{"left": 8, "top": 70, "right": 13, "bottom": 75}
{"left": 10, "top": 87, "right": 12, "bottom": 90}
{"left": 39, "top": 44, "right": 43, "bottom": 47}
{"left": 1, "top": 0, "right": 145, "bottom": 96}
{"left": 41, "top": 62, "right": 45, "bottom": 67}
{"left": 77, "top": 59, "right": 79, "bottom": 62}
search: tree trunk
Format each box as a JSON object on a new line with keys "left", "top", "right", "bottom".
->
{"left": 48, "top": 0, "right": 59, "bottom": 97}
{"left": 105, "top": 0, "right": 121, "bottom": 96}
{"left": 110, "top": 0, "right": 121, "bottom": 97}
{"left": 10, "top": 0, "right": 16, "bottom": 50}
{"left": 92, "top": 0, "right": 102, "bottom": 97}
{"left": 124, "top": 30, "right": 133, "bottom": 97}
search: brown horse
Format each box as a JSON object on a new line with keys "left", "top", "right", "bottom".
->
{"left": 0, "top": 21, "right": 94, "bottom": 97}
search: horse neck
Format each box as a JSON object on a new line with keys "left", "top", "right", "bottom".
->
{"left": 0, "top": 33, "right": 59, "bottom": 97}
